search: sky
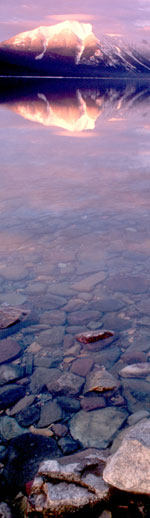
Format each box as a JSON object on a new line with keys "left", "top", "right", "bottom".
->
{"left": 1, "top": 0, "right": 150, "bottom": 43}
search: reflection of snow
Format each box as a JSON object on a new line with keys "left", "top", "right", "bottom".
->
{"left": 35, "top": 38, "right": 47, "bottom": 60}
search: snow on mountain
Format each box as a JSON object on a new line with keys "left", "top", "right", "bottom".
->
{"left": 0, "top": 21, "right": 150, "bottom": 76}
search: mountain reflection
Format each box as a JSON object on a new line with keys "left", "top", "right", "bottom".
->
{"left": 0, "top": 79, "right": 150, "bottom": 132}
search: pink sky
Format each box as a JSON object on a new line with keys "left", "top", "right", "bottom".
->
{"left": 1, "top": 0, "right": 150, "bottom": 43}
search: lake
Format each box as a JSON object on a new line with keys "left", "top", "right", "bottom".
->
{"left": 0, "top": 1, "right": 150, "bottom": 516}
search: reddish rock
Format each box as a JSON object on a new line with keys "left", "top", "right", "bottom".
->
{"left": 81, "top": 396, "right": 106, "bottom": 411}
{"left": 0, "top": 338, "right": 21, "bottom": 364}
{"left": 70, "top": 357, "right": 94, "bottom": 377}
{"left": 51, "top": 423, "right": 68, "bottom": 437}
{"left": 25, "top": 480, "right": 33, "bottom": 496}
{"left": 76, "top": 330, "right": 115, "bottom": 350}
{"left": 0, "top": 307, "right": 29, "bottom": 329}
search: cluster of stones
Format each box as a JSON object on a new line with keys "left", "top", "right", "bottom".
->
{"left": 1, "top": 271, "right": 150, "bottom": 516}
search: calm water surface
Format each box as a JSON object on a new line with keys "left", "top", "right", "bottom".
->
{"left": 0, "top": 79, "right": 150, "bottom": 505}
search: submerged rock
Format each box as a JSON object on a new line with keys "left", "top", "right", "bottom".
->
{"left": 83, "top": 367, "right": 118, "bottom": 394}
{"left": 76, "top": 330, "right": 114, "bottom": 345}
{"left": 119, "top": 362, "right": 150, "bottom": 378}
{"left": 0, "top": 306, "right": 29, "bottom": 328}
{"left": 0, "top": 338, "right": 21, "bottom": 365}
{"left": 0, "top": 384, "right": 26, "bottom": 410}
{"left": 26, "top": 449, "right": 110, "bottom": 516}
{"left": 47, "top": 371, "right": 85, "bottom": 396}
{"left": 37, "top": 400, "right": 62, "bottom": 428}
{"left": 70, "top": 407, "right": 127, "bottom": 449}
{"left": 0, "top": 363, "right": 24, "bottom": 386}
{"left": 103, "top": 418, "right": 150, "bottom": 494}
{"left": 72, "top": 271, "right": 106, "bottom": 291}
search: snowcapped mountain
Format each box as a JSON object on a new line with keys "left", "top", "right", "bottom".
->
{"left": 0, "top": 20, "right": 150, "bottom": 77}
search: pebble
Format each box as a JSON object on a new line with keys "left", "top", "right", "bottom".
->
{"left": 7, "top": 395, "right": 35, "bottom": 417}
{"left": 38, "top": 326, "right": 65, "bottom": 346}
{"left": 56, "top": 396, "right": 81, "bottom": 413}
{"left": 37, "top": 400, "right": 62, "bottom": 428}
{"left": 72, "top": 271, "right": 106, "bottom": 292}
{"left": 0, "top": 292, "right": 27, "bottom": 305}
{"left": 0, "top": 364, "right": 24, "bottom": 386}
{"left": 58, "top": 436, "right": 78, "bottom": 454}
{"left": 81, "top": 396, "right": 106, "bottom": 411}
{"left": 0, "top": 265, "right": 29, "bottom": 281}
{"left": 70, "top": 357, "right": 94, "bottom": 377}
{"left": 0, "top": 338, "right": 22, "bottom": 365}
{"left": 51, "top": 423, "right": 68, "bottom": 437}
{"left": 76, "top": 330, "right": 114, "bottom": 345}
{"left": 30, "top": 367, "right": 61, "bottom": 394}
{"left": 106, "top": 274, "right": 147, "bottom": 294}
{"left": 40, "top": 310, "right": 66, "bottom": 325}
{"left": 27, "top": 342, "right": 41, "bottom": 353}
{"left": 120, "top": 363, "right": 150, "bottom": 378}
{"left": 68, "top": 310, "right": 102, "bottom": 325}
{"left": 127, "top": 410, "right": 150, "bottom": 426}
{"left": 15, "top": 406, "right": 40, "bottom": 427}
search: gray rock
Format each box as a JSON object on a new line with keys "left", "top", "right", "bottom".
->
{"left": 56, "top": 396, "right": 81, "bottom": 413}
{"left": 120, "top": 363, "right": 150, "bottom": 378}
{"left": 72, "top": 271, "right": 106, "bottom": 292}
{"left": 103, "top": 418, "right": 150, "bottom": 494}
{"left": 58, "top": 437, "right": 78, "bottom": 454}
{"left": 47, "top": 371, "right": 85, "bottom": 396}
{"left": 127, "top": 410, "right": 150, "bottom": 426}
{"left": 0, "top": 502, "right": 12, "bottom": 517}
{"left": 0, "top": 384, "right": 26, "bottom": 410}
{"left": 40, "top": 310, "right": 66, "bottom": 325}
{"left": 8, "top": 395, "right": 35, "bottom": 417}
{"left": 122, "top": 378, "right": 150, "bottom": 413}
{"left": 30, "top": 368, "right": 61, "bottom": 394}
{"left": 70, "top": 408, "right": 127, "bottom": 449}
{"left": 37, "top": 400, "right": 62, "bottom": 428}
{"left": 26, "top": 449, "right": 110, "bottom": 516}
{"left": 0, "top": 364, "right": 24, "bottom": 386}
{"left": 15, "top": 406, "right": 40, "bottom": 427}
{"left": 0, "top": 292, "right": 27, "bottom": 305}
{"left": 84, "top": 367, "right": 118, "bottom": 394}
{"left": 0, "top": 416, "right": 27, "bottom": 440}
{"left": 38, "top": 326, "right": 65, "bottom": 346}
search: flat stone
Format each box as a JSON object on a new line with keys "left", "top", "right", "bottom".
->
{"left": 16, "top": 406, "right": 40, "bottom": 427}
{"left": 70, "top": 358, "right": 94, "bottom": 377}
{"left": 25, "top": 282, "right": 47, "bottom": 295}
{"left": 120, "top": 363, "right": 150, "bottom": 378}
{"left": 122, "top": 378, "right": 150, "bottom": 413}
{"left": 37, "top": 400, "right": 62, "bottom": 428}
{"left": 0, "top": 307, "right": 29, "bottom": 329}
{"left": 30, "top": 368, "right": 61, "bottom": 394}
{"left": 51, "top": 423, "right": 68, "bottom": 437}
{"left": 48, "top": 283, "right": 75, "bottom": 297}
{"left": 47, "top": 371, "right": 85, "bottom": 397}
{"left": 84, "top": 368, "right": 118, "bottom": 394}
{"left": 127, "top": 410, "right": 150, "bottom": 426}
{"left": 27, "top": 449, "right": 109, "bottom": 516}
{"left": 72, "top": 271, "right": 106, "bottom": 292}
{"left": 63, "top": 335, "right": 73, "bottom": 350}
{"left": 121, "top": 351, "right": 147, "bottom": 364}
{"left": 38, "top": 326, "right": 65, "bottom": 346}
{"left": 0, "top": 338, "right": 22, "bottom": 365}
{"left": 0, "top": 416, "right": 27, "bottom": 441}
{"left": 88, "top": 321, "right": 103, "bottom": 330}
{"left": 68, "top": 311, "right": 101, "bottom": 325}
{"left": 91, "top": 298, "right": 125, "bottom": 312}
{"left": 0, "top": 265, "right": 28, "bottom": 281}
{"left": 8, "top": 395, "right": 35, "bottom": 417}
{"left": 81, "top": 396, "right": 106, "bottom": 411}
{"left": 102, "top": 314, "right": 131, "bottom": 331}
{"left": 0, "top": 292, "right": 27, "bottom": 306}
{"left": 70, "top": 408, "right": 127, "bottom": 449}
{"left": 137, "top": 299, "right": 150, "bottom": 316}
{"left": 40, "top": 310, "right": 66, "bottom": 325}
{"left": 41, "top": 294, "right": 67, "bottom": 309}
{"left": 103, "top": 419, "right": 150, "bottom": 494}
{"left": 0, "top": 384, "right": 26, "bottom": 410}
{"left": 27, "top": 342, "right": 41, "bottom": 353}
{"left": 64, "top": 343, "right": 81, "bottom": 357}
{"left": 106, "top": 275, "right": 147, "bottom": 294}
{"left": 0, "top": 364, "right": 24, "bottom": 386}
{"left": 93, "top": 345, "right": 120, "bottom": 370}
{"left": 3, "top": 433, "right": 61, "bottom": 495}
{"left": 64, "top": 299, "right": 85, "bottom": 312}
{"left": 56, "top": 396, "right": 81, "bottom": 413}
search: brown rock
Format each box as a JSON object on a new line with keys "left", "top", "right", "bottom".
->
{"left": 81, "top": 396, "right": 106, "bottom": 411}
{"left": 70, "top": 357, "right": 94, "bottom": 377}
{"left": 51, "top": 423, "right": 68, "bottom": 437}
{"left": 121, "top": 351, "right": 147, "bottom": 364}
{"left": 84, "top": 367, "right": 118, "bottom": 394}
{"left": 0, "top": 307, "right": 29, "bottom": 329}
{"left": 0, "top": 338, "right": 21, "bottom": 364}
{"left": 76, "top": 330, "right": 114, "bottom": 345}
{"left": 106, "top": 275, "right": 147, "bottom": 294}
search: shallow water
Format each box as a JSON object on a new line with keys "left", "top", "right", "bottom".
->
{"left": 0, "top": 78, "right": 150, "bottom": 510}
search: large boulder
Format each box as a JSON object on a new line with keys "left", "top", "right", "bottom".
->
{"left": 26, "top": 449, "right": 110, "bottom": 517}
{"left": 103, "top": 418, "right": 150, "bottom": 494}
